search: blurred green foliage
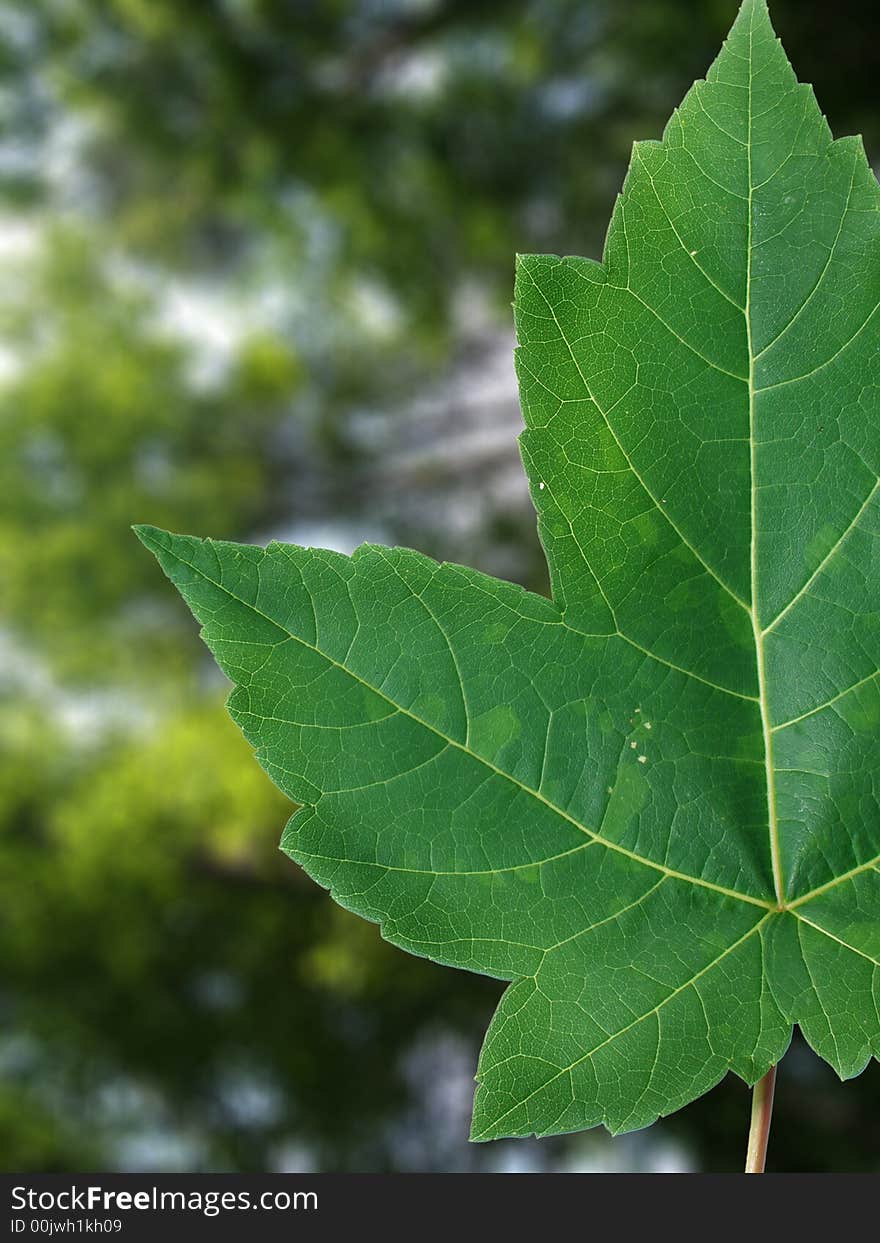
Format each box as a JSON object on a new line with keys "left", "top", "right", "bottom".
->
{"left": 0, "top": 233, "right": 296, "bottom": 680}
{"left": 0, "top": 0, "right": 878, "bottom": 1170}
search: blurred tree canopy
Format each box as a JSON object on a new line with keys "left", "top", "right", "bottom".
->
{"left": 0, "top": 0, "right": 878, "bottom": 1171}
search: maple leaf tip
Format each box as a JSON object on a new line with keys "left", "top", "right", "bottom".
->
{"left": 737, "top": 0, "right": 772, "bottom": 28}
{"left": 132, "top": 523, "right": 165, "bottom": 552}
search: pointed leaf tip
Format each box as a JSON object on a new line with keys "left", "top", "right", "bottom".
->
{"left": 132, "top": 523, "right": 166, "bottom": 553}
{"left": 735, "top": 0, "right": 773, "bottom": 31}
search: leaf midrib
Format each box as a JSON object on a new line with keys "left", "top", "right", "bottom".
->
{"left": 743, "top": 9, "right": 786, "bottom": 909}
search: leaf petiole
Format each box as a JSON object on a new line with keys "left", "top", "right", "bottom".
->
{"left": 744, "top": 1065, "right": 777, "bottom": 1173}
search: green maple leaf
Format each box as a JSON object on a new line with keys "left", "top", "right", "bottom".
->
{"left": 136, "top": 0, "right": 880, "bottom": 1142}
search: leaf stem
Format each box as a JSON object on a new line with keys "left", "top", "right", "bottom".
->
{"left": 744, "top": 1065, "right": 776, "bottom": 1173}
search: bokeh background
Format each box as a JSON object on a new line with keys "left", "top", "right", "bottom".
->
{"left": 1, "top": 0, "right": 878, "bottom": 1173}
